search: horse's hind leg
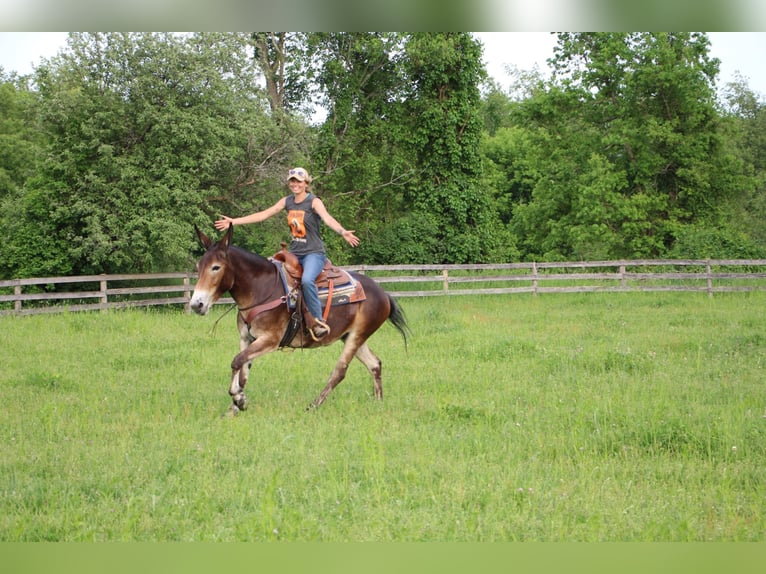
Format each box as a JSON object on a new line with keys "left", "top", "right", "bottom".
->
{"left": 355, "top": 343, "right": 383, "bottom": 400}
{"left": 308, "top": 337, "right": 362, "bottom": 409}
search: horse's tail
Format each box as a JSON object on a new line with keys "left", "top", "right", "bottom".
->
{"left": 387, "top": 295, "right": 411, "bottom": 349}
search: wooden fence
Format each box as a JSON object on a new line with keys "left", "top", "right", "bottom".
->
{"left": 2, "top": 259, "right": 766, "bottom": 317}
{"left": 0, "top": 273, "right": 193, "bottom": 316}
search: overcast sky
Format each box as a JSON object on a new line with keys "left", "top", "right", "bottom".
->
{"left": 474, "top": 32, "right": 766, "bottom": 97}
{"left": 2, "top": 32, "right": 765, "bottom": 97}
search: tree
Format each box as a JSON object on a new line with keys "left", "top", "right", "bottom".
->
{"left": 398, "top": 32, "right": 509, "bottom": 263}
{"left": 307, "top": 33, "right": 513, "bottom": 264}
{"left": 679, "top": 74, "right": 766, "bottom": 258}
{"left": 0, "top": 72, "right": 58, "bottom": 278}
{"left": 251, "top": 32, "right": 313, "bottom": 118}
{"left": 6, "top": 32, "right": 295, "bottom": 277}
{"left": 0, "top": 73, "right": 44, "bottom": 202}
{"left": 303, "top": 33, "right": 417, "bottom": 264}
{"left": 479, "top": 65, "right": 546, "bottom": 136}
{"left": 508, "top": 32, "right": 746, "bottom": 260}
{"left": 0, "top": 72, "right": 43, "bottom": 213}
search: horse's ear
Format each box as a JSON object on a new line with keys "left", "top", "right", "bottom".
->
{"left": 195, "top": 225, "right": 212, "bottom": 249}
{"left": 222, "top": 223, "right": 234, "bottom": 248}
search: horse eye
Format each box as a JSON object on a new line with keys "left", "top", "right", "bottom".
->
{"left": 211, "top": 264, "right": 221, "bottom": 272}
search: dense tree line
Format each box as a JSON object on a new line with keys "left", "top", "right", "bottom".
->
{"left": 1, "top": 32, "right": 764, "bottom": 279}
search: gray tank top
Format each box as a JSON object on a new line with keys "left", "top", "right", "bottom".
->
{"left": 284, "top": 193, "right": 326, "bottom": 256}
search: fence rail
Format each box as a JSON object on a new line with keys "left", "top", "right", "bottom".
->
{"left": 0, "top": 273, "right": 194, "bottom": 316}
{"left": 2, "top": 259, "right": 766, "bottom": 317}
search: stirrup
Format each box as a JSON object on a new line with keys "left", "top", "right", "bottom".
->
{"left": 309, "top": 319, "right": 331, "bottom": 341}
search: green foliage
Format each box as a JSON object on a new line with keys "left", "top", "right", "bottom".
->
{"left": 399, "top": 33, "right": 501, "bottom": 263}
{"left": 0, "top": 75, "right": 44, "bottom": 199}
{"left": 506, "top": 33, "right": 758, "bottom": 261}
{"left": 307, "top": 33, "right": 414, "bottom": 263}
{"left": 4, "top": 33, "right": 309, "bottom": 277}
{"left": 308, "top": 33, "right": 503, "bottom": 264}
{"left": 252, "top": 32, "right": 312, "bottom": 116}
{"left": 0, "top": 75, "right": 56, "bottom": 277}
{"left": 357, "top": 213, "right": 441, "bottom": 264}
{"left": 717, "top": 76, "right": 766, "bottom": 252}
{"left": 670, "top": 223, "right": 766, "bottom": 259}
{"left": 2, "top": 32, "right": 765, "bottom": 278}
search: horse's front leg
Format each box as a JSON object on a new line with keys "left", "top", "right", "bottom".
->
{"left": 227, "top": 351, "right": 250, "bottom": 415}
{"left": 227, "top": 330, "right": 253, "bottom": 414}
{"left": 226, "top": 330, "right": 279, "bottom": 416}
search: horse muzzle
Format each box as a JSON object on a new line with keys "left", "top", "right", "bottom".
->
{"left": 189, "top": 291, "right": 212, "bottom": 315}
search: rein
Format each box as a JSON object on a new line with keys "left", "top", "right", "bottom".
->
{"left": 210, "top": 303, "right": 237, "bottom": 336}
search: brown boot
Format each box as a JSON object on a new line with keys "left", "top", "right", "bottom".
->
{"left": 309, "top": 319, "right": 331, "bottom": 341}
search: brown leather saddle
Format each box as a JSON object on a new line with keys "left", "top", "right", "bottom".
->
{"left": 272, "top": 243, "right": 365, "bottom": 319}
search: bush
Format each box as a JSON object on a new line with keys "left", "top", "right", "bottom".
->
{"left": 670, "top": 223, "right": 766, "bottom": 259}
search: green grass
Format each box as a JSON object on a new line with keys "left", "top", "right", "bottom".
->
{"left": 1, "top": 292, "right": 765, "bottom": 541}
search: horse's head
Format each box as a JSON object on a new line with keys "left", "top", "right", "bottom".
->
{"left": 190, "top": 225, "right": 235, "bottom": 315}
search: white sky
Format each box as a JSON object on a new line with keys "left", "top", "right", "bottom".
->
{"left": 0, "top": 31, "right": 68, "bottom": 74}
{"left": 474, "top": 32, "right": 766, "bottom": 98}
{"left": 1, "top": 32, "right": 765, "bottom": 98}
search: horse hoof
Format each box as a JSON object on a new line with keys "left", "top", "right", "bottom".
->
{"left": 223, "top": 404, "right": 240, "bottom": 418}
{"left": 230, "top": 392, "right": 249, "bottom": 412}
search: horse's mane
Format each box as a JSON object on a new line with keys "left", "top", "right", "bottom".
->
{"left": 228, "top": 245, "right": 272, "bottom": 269}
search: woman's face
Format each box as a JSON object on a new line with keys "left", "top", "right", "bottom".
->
{"left": 288, "top": 178, "right": 307, "bottom": 194}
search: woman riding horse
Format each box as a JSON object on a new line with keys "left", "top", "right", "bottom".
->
{"left": 215, "top": 167, "right": 359, "bottom": 341}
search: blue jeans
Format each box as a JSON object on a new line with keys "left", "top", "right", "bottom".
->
{"left": 298, "top": 253, "right": 326, "bottom": 321}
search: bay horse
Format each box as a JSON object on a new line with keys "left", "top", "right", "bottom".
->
{"left": 190, "top": 225, "right": 409, "bottom": 414}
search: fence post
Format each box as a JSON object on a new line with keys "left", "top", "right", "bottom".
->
{"left": 620, "top": 264, "right": 627, "bottom": 288}
{"left": 183, "top": 274, "right": 191, "bottom": 314}
{"left": 442, "top": 269, "right": 449, "bottom": 294}
{"left": 706, "top": 260, "right": 713, "bottom": 298}
{"left": 532, "top": 262, "right": 538, "bottom": 295}
{"left": 100, "top": 276, "right": 108, "bottom": 312}
{"left": 14, "top": 281, "right": 22, "bottom": 313}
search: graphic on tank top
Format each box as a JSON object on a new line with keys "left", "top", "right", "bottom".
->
{"left": 288, "top": 209, "right": 307, "bottom": 238}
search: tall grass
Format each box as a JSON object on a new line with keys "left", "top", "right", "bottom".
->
{"left": 1, "top": 292, "right": 764, "bottom": 541}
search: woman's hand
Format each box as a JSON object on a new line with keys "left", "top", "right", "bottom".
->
{"left": 340, "top": 229, "right": 360, "bottom": 247}
{"left": 214, "top": 216, "right": 235, "bottom": 231}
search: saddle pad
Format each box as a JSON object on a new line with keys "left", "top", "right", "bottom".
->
{"left": 317, "top": 275, "right": 366, "bottom": 307}
{"left": 272, "top": 259, "right": 366, "bottom": 309}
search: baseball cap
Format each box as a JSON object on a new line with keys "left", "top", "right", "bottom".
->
{"left": 288, "top": 167, "right": 311, "bottom": 183}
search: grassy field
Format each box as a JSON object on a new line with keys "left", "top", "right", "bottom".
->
{"left": 1, "top": 292, "right": 764, "bottom": 541}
